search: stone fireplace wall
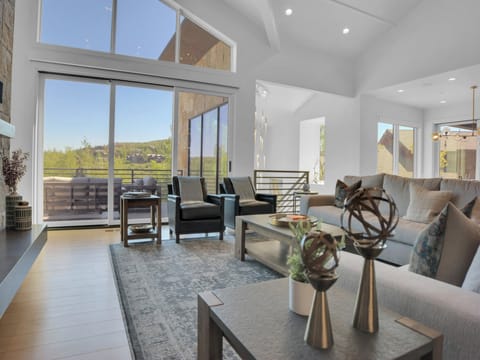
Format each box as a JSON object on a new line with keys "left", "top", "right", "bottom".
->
{"left": 0, "top": 0, "right": 15, "bottom": 230}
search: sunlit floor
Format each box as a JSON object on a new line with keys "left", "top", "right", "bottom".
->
{"left": 0, "top": 226, "right": 172, "bottom": 360}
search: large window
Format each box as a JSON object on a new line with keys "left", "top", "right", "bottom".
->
{"left": 40, "top": 0, "right": 234, "bottom": 71}
{"left": 187, "top": 103, "right": 229, "bottom": 193}
{"left": 436, "top": 123, "right": 477, "bottom": 179}
{"left": 377, "top": 122, "right": 416, "bottom": 177}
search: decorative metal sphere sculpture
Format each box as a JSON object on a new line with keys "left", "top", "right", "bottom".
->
{"left": 340, "top": 187, "right": 399, "bottom": 334}
{"left": 341, "top": 187, "right": 399, "bottom": 249}
{"left": 300, "top": 231, "right": 339, "bottom": 349}
{"left": 300, "top": 230, "right": 339, "bottom": 282}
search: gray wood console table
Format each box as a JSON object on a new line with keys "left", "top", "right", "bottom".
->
{"left": 0, "top": 224, "right": 47, "bottom": 317}
{"left": 198, "top": 278, "right": 442, "bottom": 359}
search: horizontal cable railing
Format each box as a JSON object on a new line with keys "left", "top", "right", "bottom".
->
{"left": 254, "top": 170, "right": 309, "bottom": 213}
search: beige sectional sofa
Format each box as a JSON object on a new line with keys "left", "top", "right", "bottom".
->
{"left": 337, "top": 251, "right": 480, "bottom": 360}
{"left": 300, "top": 173, "right": 480, "bottom": 265}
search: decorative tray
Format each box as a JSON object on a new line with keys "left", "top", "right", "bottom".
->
{"left": 129, "top": 224, "right": 153, "bottom": 233}
{"left": 269, "top": 214, "right": 318, "bottom": 227}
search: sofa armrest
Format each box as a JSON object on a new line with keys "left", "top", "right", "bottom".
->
{"left": 299, "top": 194, "right": 335, "bottom": 215}
{"left": 337, "top": 252, "right": 480, "bottom": 360}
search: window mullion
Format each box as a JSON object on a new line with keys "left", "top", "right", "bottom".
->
{"left": 110, "top": 0, "right": 117, "bottom": 54}
{"left": 393, "top": 124, "right": 400, "bottom": 175}
{"left": 175, "top": 10, "right": 181, "bottom": 63}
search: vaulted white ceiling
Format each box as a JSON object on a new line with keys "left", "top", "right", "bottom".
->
{"left": 228, "top": 0, "right": 480, "bottom": 110}
{"left": 223, "top": 0, "right": 422, "bottom": 58}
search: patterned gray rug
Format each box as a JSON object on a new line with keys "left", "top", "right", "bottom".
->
{"left": 109, "top": 236, "right": 282, "bottom": 360}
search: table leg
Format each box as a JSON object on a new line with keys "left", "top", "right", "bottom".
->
{"left": 156, "top": 199, "right": 162, "bottom": 245}
{"left": 198, "top": 291, "right": 223, "bottom": 360}
{"left": 122, "top": 200, "right": 129, "bottom": 247}
{"left": 396, "top": 317, "right": 443, "bottom": 360}
{"left": 120, "top": 198, "right": 123, "bottom": 243}
{"left": 234, "top": 218, "right": 247, "bottom": 261}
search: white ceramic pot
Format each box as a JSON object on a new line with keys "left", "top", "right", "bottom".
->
{"left": 288, "top": 276, "right": 315, "bottom": 316}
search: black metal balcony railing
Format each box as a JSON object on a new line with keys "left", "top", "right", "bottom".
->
{"left": 43, "top": 167, "right": 177, "bottom": 220}
{"left": 43, "top": 167, "right": 308, "bottom": 221}
{"left": 253, "top": 170, "right": 309, "bottom": 213}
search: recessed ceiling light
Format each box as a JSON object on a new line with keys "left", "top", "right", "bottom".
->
{"left": 440, "top": 100, "right": 447, "bottom": 104}
{"left": 342, "top": 28, "right": 350, "bottom": 35}
{"left": 397, "top": 89, "right": 405, "bottom": 93}
{"left": 448, "top": 77, "right": 456, "bottom": 81}
{"left": 285, "top": 8, "right": 293, "bottom": 16}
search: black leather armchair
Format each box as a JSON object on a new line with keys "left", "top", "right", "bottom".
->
{"left": 167, "top": 176, "right": 225, "bottom": 243}
{"left": 222, "top": 176, "right": 277, "bottom": 229}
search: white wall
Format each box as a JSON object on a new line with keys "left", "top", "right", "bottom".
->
{"left": 294, "top": 93, "right": 360, "bottom": 194}
{"left": 357, "top": 0, "right": 480, "bottom": 94}
{"left": 359, "top": 95, "right": 424, "bottom": 176}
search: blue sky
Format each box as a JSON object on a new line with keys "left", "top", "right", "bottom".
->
{"left": 44, "top": 80, "right": 173, "bottom": 151}
{"left": 41, "top": 0, "right": 176, "bottom": 151}
{"left": 41, "top": 0, "right": 176, "bottom": 57}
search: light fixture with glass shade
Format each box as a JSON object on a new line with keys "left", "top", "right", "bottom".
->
{"left": 432, "top": 85, "right": 479, "bottom": 141}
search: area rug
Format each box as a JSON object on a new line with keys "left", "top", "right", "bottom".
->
{"left": 109, "top": 236, "right": 282, "bottom": 360}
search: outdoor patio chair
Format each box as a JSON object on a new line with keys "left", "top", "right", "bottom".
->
{"left": 221, "top": 176, "right": 277, "bottom": 229}
{"left": 167, "top": 176, "right": 225, "bottom": 243}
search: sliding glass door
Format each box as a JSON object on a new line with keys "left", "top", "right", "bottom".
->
{"left": 113, "top": 84, "right": 173, "bottom": 221}
{"left": 41, "top": 76, "right": 173, "bottom": 226}
{"left": 43, "top": 78, "right": 111, "bottom": 224}
{"left": 40, "top": 77, "right": 230, "bottom": 226}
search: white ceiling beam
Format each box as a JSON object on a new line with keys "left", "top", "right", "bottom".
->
{"left": 257, "top": 0, "right": 281, "bottom": 51}
{"left": 327, "top": 0, "right": 396, "bottom": 26}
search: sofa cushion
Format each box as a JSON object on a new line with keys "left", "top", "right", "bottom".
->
{"left": 462, "top": 246, "right": 480, "bottom": 293}
{"left": 391, "top": 217, "right": 428, "bottom": 246}
{"left": 404, "top": 183, "right": 452, "bottom": 223}
{"left": 440, "top": 178, "right": 480, "bottom": 208}
{"left": 460, "top": 197, "right": 480, "bottom": 226}
{"left": 409, "top": 202, "right": 480, "bottom": 286}
{"left": 308, "top": 205, "right": 378, "bottom": 235}
{"left": 381, "top": 175, "right": 442, "bottom": 216}
{"left": 334, "top": 179, "right": 361, "bottom": 208}
{"left": 344, "top": 173, "right": 384, "bottom": 188}
{"left": 180, "top": 201, "right": 220, "bottom": 220}
{"left": 238, "top": 200, "right": 273, "bottom": 215}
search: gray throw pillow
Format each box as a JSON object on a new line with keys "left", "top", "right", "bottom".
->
{"left": 409, "top": 202, "right": 480, "bottom": 286}
{"left": 334, "top": 179, "right": 361, "bottom": 208}
{"left": 462, "top": 246, "right": 480, "bottom": 293}
{"left": 404, "top": 183, "right": 452, "bottom": 223}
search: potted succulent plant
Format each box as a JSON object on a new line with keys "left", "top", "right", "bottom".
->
{"left": 288, "top": 220, "right": 316, "bottom": 316}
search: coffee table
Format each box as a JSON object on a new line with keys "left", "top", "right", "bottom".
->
{"left": 235, "top": 214, "right": 346, "bottom": 275}
{"left": 198, "top": 278, "right": 443, "bottom": 359}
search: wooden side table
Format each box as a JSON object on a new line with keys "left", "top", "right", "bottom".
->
{"left": 120, "top": 195, "right": 162, "bottom": 247}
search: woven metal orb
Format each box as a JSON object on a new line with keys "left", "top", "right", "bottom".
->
{"left": 300, "top": 231, "right": 339, "bottom": 279}
{"left": 341, "top": 187, "right": 399, "bottom": 248}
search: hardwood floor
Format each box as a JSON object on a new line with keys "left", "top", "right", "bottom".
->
{"left": 0, "top": 227, "right": 149, "bottom": 360}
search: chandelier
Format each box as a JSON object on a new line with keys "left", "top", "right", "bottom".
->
{"left": 432, "top": 85, "right": 479, "bottom": 141}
